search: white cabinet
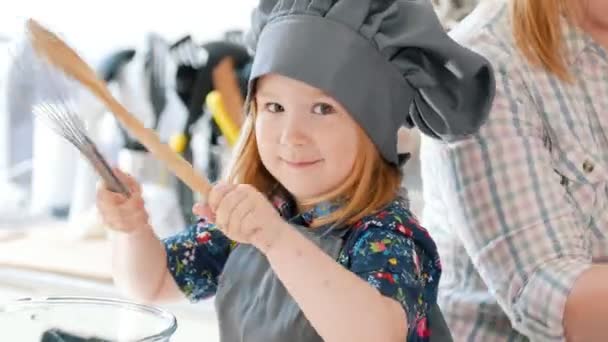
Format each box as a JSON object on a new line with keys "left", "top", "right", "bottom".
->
{"left": 0, "top": 36, "right": 10, "bottom": 181}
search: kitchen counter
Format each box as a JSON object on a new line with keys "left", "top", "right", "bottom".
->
{"left": 0, "top": 221, "right": 220, "bottom": 341}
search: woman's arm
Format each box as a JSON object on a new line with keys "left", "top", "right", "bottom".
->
{"left": 564, "top": 265, "right": 608, "bottom": 341}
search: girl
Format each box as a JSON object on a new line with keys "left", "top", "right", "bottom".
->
{"left": 97, "top": 0, "right": 493, "bottom": 341}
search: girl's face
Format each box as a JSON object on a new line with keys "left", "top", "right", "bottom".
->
{"left": 254, "top": 73, "right": 360, "bottom": 204}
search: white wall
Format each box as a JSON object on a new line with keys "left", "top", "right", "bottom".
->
{"left": 0, "top": 0, "right": 258, "bottom": 63}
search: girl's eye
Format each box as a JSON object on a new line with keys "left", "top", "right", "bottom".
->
{"left": 264, "top": 102, "right": 284, "bottom": 113}
{"left": 312, "top": 103, "right": 336, "bottom": 115}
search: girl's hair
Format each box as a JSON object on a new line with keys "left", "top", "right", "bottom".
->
{"left": 225, "top": 100, "right": 402, "bottom": 228}
{"left": 511, "top": 0, "right": 579, "bottom": 82}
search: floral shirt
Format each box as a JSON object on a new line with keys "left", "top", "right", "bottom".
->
{"left": 163, "top": 194, "right": 442, "bottom": 341}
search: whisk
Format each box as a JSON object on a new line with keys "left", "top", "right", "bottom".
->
{"left": 23, "top": 19, "right": 212, "bottom": 198}
{"left": 31, "top": 101, "right": 131, "bottom": 196}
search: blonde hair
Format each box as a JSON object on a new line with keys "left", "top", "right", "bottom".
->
{"left": 511, "top": 0, "right": 578, "bottom": 81}
{"left": 225, "top": 102, "right": 402, "bottom": 228}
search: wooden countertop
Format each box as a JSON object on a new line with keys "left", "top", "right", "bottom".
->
{"left": 0, "top": 222, "right": 113, "bottom": 283}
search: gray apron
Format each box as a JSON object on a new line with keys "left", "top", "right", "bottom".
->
{"left": 214, "top": 224, "right": 453, "bottom": 342}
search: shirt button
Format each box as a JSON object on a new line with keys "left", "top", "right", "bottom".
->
{"left": 583, "top": 160, "right": 595, "bottom": 174}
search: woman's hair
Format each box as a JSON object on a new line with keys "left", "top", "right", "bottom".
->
{"left": 511, "top": 0, "right": 579, "bottom": 81}
{"left": 225, "top": 99, "right": 402, "bottom": 228}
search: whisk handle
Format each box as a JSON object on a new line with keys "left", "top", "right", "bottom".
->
{"left": 99, "top": 91, "right": 213, "bottom": 198}
{"left": 85, "top": 141, "right": 131, "bottom": 197}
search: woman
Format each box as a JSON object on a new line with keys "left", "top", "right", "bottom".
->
{"left": 421, "top": 0, "right": 608, "bottom": 341}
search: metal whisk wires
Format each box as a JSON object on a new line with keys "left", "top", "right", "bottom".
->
{"left": 31, "top": 100, "right": 131, "bottom": 196}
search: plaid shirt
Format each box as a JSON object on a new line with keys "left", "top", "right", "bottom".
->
{"left": 420, "top": 1, "right": 608, "bottom": 341}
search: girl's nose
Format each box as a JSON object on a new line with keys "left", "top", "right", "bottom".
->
{"left": 279, "top": 112, "right": 309, "bottom": 146}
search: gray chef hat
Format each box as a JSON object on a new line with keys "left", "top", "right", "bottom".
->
{"left": 245, "top": 0, "right": 495, "bottom": 164}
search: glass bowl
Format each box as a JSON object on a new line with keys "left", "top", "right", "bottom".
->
{"left": 0, "top": 296, "right": 177, "bottom": 341}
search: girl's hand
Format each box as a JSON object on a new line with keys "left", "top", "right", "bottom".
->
{"left": 193, "top": 182, "right": 286, "bottom": 253}
{"left": 96, "top": 168, "right": 150, "bottom": 234}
